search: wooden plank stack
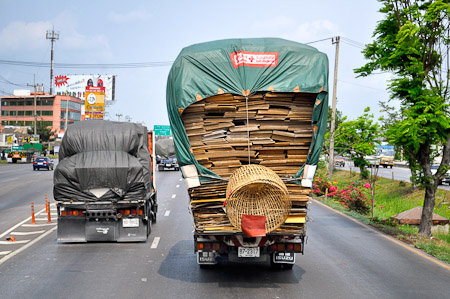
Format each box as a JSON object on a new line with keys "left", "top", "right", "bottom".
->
{"left": 183, "top": 92, "right": 316, "bottom": 235}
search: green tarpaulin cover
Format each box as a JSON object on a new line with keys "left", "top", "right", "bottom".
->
{"left": 167, "top": 38, "right": 329, "bottom": 182}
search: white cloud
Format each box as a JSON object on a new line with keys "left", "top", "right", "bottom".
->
{"left": 0, "top": 21, "right": 51, "bottom": 51}
{"left": 107, "top": 10, "right": 152, "bottom": 24}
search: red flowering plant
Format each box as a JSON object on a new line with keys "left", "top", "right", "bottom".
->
{"left": 312, "top": 173, "right": 338, "bottom": 196}
{"left": 335, "top": 182, "right": 371, "bottom": 214}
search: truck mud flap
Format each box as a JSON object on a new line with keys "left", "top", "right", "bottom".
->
{"left": 117, "top": 219, "right": 148, "bottom": 242}
{"left": 85, "top": 221, "right": 118, "bottom": 242}
{"left": 57, "top": 218, "right": 87, "bottom": 243}
{"left": 57, "top": 218, "right": 148, "bottom": 243}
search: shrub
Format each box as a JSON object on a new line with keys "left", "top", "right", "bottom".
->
{"left": 312, "top": 174, "right": 337, "bottom": 196}
{"left": 335, "top": 183, "right": 370, "bottom": 214}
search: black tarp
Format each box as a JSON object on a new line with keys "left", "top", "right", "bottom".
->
{"left": 155, "top": 138, "right": 176, "bottom": 160}
{"left": 54, "top": 120, "right": 152, "bottom": 202}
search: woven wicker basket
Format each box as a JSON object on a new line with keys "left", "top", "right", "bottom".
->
{"left": 225, "top": 164, "right": 290, "bottom": 233}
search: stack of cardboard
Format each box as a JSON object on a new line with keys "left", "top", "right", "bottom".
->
{"left": 183, "top": 92, "right": 315, "bottom": 234}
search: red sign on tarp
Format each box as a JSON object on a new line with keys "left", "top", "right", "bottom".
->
{"left": 241, "top": 214, "right": 266, "bottom": 237}
{"left": 230, "top": 51, "right": 279, "bottom": 68}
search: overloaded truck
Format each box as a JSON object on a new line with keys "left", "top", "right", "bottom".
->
{"left": 54, "top": 120, "right": 157, "bottom": 242}
{"left": 167, "top": 38, "right": 328, "bottom": 268}
{"left": 155, "top": 138, "right": 179, "bottom": 171}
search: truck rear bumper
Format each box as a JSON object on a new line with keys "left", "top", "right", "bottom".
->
{"left": 57, "top": 217, "right": 148, "bottom": 243}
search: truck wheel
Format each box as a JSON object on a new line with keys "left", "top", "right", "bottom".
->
{"left": 390, "top": 165, "right": 393, "bottom": 169}
{"left": 147, "top": 219, "right": 152, "bottom": 236}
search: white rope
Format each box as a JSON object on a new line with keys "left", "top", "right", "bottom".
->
{"left": 245, "top": 95, "right": 251, "bottom": 164}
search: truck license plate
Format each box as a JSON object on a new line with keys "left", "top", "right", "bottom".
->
{"left": 122, "top": 218, "right": 139, "bottom": 228}
{"left": 238, "top": 247, "right": 260, "bottom": 257}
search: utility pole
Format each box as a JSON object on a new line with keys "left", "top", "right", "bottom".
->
{"left": 27, "top": 76, "right": 43, "bottom": 136}
{"left": 65, "top": 90, "right": 69, "bottom": 131}
{"left": 327, "top": 36, "right": 340, "bottom": 180}
{"left": 46, "top": 28, "right": 59, "bottom": 95}
{"left": 116, "top": 113, "right": 123, "bottom": 122}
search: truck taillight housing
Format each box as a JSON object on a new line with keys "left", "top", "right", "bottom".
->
{"left": 271, "top": 243, "right": 302, "bottom": 252}
{"left": 195, "top": 242, "right": 225, "bottom": 252}
{"left": 61, "top": 210, "right": 84, "bottom": 217}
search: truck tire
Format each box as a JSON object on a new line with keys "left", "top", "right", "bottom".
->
{"left": 147, "top": 219, "right": 152, "bottom": 236}
{"left": 390, "top": 165, "right": 393, "bottom": 169}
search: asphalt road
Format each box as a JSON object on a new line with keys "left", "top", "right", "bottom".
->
{"left": 0, "top": 166, "right": 449, "bottom": 298}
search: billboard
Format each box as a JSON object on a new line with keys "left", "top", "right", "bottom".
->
{"left": 54, "top": 74, "right": 115, "bottom": 103}
{"left": 84, "top": 86, "right": 105, "bottom": 120}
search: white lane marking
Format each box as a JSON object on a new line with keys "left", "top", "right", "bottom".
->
{"left": 176, "top": 185, "right": 180, "bottom": 188}
{"left": 35, "top": 218, "right": 50, "bottom": 221}
{"left": 2, "top": 178, "right": 16, "bottom": 183}
{"left": 0, "top": 207, "right": 47, "bottom": 239}
{"left": 151, "top": 237, "right": 160, "bottom": 249}
{"left": 0, "top": 251, "right": 11, "bottom": 256}
{"left": 171, "top": 194, "right": 176, "bottom": 199}
{"left": 11, "top": 231, "right": 46, "bottom": 236}
{"left": 22, "top": 223, "right": 56, "bottom": 227}
{"left": 0, "top": 227, "right": 56, "bottom": 266}
{"left": 164, "top": 210, "right": 171, "bottom": 217}
{"left": 179, "top": 178, "right": 182, "bottom": 181}
{"left": 0, "top": 240, "right": 31, "bottom": 245}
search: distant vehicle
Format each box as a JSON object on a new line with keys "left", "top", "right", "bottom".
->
{"left": 377, "top": 144, "right": 395, "bottom": 168}
{"left": 364, "top": 155, "right": 380, "bottom": 168}
{"left": 33, "top": 156, "right": 54, "bottom": 171}
{"left": 430, "top": 164, "right": 450, "bottom": 185}
{"left": 158, "top": 157, "right": 179, "bottom": 171}
{"left": 334, "top": 156, "right": 345, "bottom": 167}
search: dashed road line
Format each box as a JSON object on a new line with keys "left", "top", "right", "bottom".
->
{"left": 171, "top": 194, "right": 176, "bottom": 199}
{"left": 176, "top": 185, "right": 180, "bottom": 188}
{"left": 151, "top": 237, "right": 160, "bottom": 249}
{"left": 179, "top": 178, "right": 182, "bottom": 181}
{"left": 164, "top": 210, "right": 171, "bottom": 217}
{"left": 0, "top": 240, "right": 31, "bottom": 245}
{"left": 11, "top": 231, "right": 46, "bottom": 236}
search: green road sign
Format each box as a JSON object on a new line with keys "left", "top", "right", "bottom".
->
{"left": 154, "top": 125, "right": 172, "bottom": 136}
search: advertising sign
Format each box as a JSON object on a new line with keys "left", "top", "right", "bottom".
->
{"left": 154, "top": 125, "right": 172, "bottom": 136}
{"left": 54, "top": 74, "right": 115, "bottom": 103}
{"left": 84, "top": 86, "right": 105, "bottom": 120}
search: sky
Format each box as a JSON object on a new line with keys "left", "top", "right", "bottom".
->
{"left": 0, "top": 0, "right": 393, "bottom": 128}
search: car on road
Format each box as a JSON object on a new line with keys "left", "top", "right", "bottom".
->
{"left": 158, "top": 157, "right": 179, "bottom": 171}
{"left": 33, "top": 156, "right": 54, "bottom": 171}
{"left": 430, "top": 164, "right": 450, "bottom": 185}
{"left": 334, "top": 156, "right": 345, "bottom": 167}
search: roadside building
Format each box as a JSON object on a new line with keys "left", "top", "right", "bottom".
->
{"left": 0, "top": 91, "right": 81, "bottom": 136}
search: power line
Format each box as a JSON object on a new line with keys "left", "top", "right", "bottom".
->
{"left": 338, "top": 79, "right": 387, "bottom": 92}
{"left": 0, "top": 59, "right": 174, "bottom": 69}
{"left": 305, "top": 37, "right": 333, "bottom": 45}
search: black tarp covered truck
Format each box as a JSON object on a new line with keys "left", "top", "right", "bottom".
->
{"left": 167, "top": 38, "right": 328, "bottom": 268}
{"left": 54, "top": 120, "right": 157, "bottom": 242}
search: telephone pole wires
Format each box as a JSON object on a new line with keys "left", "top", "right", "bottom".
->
{"left": 46, "top": 28, "right": 59, "bottom": 95}
{"left": 328, "top": 36, "right": 340, "bottom": 180}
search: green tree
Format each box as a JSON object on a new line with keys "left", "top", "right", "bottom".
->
{"left": 27, "top": 121, "right": 55, "bottom": 144}
{"left": 334, "top": 107, "right": 381, "bottom": 178}
{"left": 356, "top": 0, "right": 450, "bottom": 236}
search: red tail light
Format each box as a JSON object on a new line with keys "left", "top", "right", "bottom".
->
{"left": 131, "top": 209, "right": 137, "bottom": 215}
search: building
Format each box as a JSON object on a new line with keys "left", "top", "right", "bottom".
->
{"left": 0, "top": 92, "right": 81, "bottom": 135}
